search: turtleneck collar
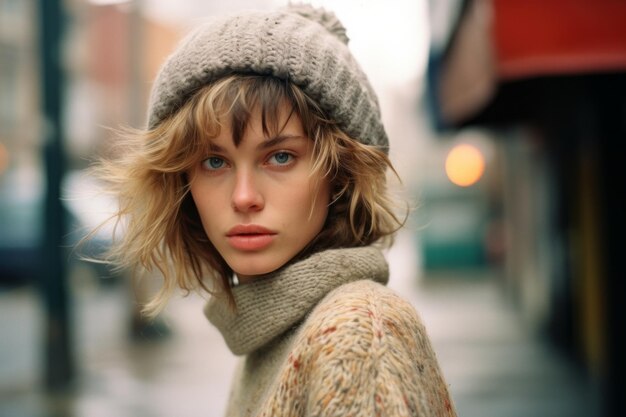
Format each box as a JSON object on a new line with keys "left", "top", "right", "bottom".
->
{"left": 204, "top": 246, "right": 389, "bottom": 356}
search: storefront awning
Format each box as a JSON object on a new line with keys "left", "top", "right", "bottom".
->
{"left": 431, "top": 0, "right": 626, "bottom": 127}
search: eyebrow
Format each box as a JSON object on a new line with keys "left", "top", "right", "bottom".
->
{"left": 257, "top": 134, "right": 306, "bottom": 150}
{"left": 207, "top": 134, "right": 306, "bottom": 152}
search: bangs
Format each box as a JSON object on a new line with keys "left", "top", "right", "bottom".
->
{"left": 191, "top": 75, "right": 306, "bottom": 147}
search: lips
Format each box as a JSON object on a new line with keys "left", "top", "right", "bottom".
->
{"left": 226, "top": 224, "right": 277, "bottom": 251}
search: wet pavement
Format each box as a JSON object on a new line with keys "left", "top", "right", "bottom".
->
{"left": 0, "top": 234, "right": 599, "bottom": 417}
{"left": 407, "top": 274, "right": 599, "bottom": 417}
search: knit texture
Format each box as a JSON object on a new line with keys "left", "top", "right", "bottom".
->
{"left": 204, "top": 247, "right": 457, "bottom": 417}
{"left": 205, "top": 246, "right": 389, "bottom": 355}
{"left": 147, "top": 5, "right": 389, "bottom": 151}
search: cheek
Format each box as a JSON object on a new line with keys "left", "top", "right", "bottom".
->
{"left": 190, "top": 184, "right": 222, "bottom": 233}
{"left": 305, "top": 178, "right": 331, "bottom": 226}
{"left": 317, "top": 178, "right": 331, "bottom": 207}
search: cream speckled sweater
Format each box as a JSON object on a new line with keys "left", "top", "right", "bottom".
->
{"left": 205, "top": 247, "right": 456, "bottom": 417}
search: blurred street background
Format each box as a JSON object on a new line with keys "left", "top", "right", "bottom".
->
{"left": 1, "top": 0, "right": 624, "bottom": 416}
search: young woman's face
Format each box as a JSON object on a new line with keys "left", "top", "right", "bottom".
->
{"left": 189, "top": 103, "right": 330, "bottom": 283}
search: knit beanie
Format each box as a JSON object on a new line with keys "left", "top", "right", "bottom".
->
{"left": 147, "top": 4, "right": 389, "bottom": 151}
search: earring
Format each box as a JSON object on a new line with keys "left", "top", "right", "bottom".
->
{"left": 229, "top": 274, "right": 240, "bottom": 287}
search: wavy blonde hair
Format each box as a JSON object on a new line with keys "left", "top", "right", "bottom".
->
{"left": 95, "top": 74, "right": 404, "bottom": 315}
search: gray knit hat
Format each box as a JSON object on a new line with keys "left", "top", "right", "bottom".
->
{"left": 147, "top": 4, "right": 388, "bottom": 151}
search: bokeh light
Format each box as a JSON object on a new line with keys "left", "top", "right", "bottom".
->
{"left": 445, "top": 143, "right": 485, "bottom": 187}
{"left": 0, "top": 143, "right": 9, "bottom": 175}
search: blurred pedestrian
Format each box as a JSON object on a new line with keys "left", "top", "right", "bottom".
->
{"left": 95, "top": 4, "right": 455, "bottom": 416}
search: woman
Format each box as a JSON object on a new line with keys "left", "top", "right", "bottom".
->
{"left": 97, "top": 4, "right": 456, "bottom": 416}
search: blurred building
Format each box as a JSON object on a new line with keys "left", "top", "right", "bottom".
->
{"left": 65, "top": 1, "right": 181, "bottom": 163}
{"left": 0, "top": 0, "right": 182, "bottom": 282}
{"left": 427, "top": 1, "right": 626, "bottom": 416}
{"left": 0, "top": 0, "right": 188, "bottom": 392}
{"left": 0, "top": 0, "right": 42, "bottom": 284}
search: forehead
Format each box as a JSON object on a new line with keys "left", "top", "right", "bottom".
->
{"left": 214, "top": 97, "right": 303, "bottom": 148}
{"left": 209, "top": 105, "right": 306, "bottom": 150}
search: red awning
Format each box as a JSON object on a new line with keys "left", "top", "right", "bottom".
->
{"left": 493, "top": 0, "right": 626, "bottom": 80}
{"left": 436, "top": 0, "right": 626, "bottom": 125}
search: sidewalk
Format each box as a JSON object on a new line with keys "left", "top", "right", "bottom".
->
{"left": 407, "top": 273, "right": 599, "bottom": 417}
{"left": 1, "top": 236, "right": 599, "bottom": 417}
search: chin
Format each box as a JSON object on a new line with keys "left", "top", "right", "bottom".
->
{"left": 232, "top": 261, "right": 283, "bottom": 279}
{"left": 224, "top": 250, "right": 295, "bottom": 280}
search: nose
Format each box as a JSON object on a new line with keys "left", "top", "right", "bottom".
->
{"left": 231, "top": 169, "right": 264, "bottom": 212}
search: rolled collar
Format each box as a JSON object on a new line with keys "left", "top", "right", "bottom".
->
{"left": 204, "top": 246, "right": 389, "bottom": 355}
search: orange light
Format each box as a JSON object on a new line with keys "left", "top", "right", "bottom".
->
{"left": 0, "top": 142, "right": 8, "bottom": 175}
{"left": 445, "top": 144, "right": 485, "bottom": 187}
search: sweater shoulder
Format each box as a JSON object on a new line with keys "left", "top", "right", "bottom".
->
{"left": 292, "top": 279, "right": 437, "bottom": 372}
{"left": 304, "top": 279, "right": 426, "bottom": 342}
{"left": 288, "top": 280, "right": 456, "bottom": 416}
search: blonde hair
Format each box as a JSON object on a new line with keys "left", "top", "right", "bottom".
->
{"left": 95, "top": 74, "right": 404, "bottom": 315}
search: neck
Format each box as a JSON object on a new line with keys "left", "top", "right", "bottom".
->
{"left": 205, "top": 246, "right": 389, "bottom": 355}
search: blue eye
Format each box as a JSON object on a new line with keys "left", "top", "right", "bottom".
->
{"left": 203, "top": 157, "right": 226, "bottom": 170}
{"left": 269, "top": 152, "right": 293, "bottom": 165}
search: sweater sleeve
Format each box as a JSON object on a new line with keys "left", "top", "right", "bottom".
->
{"left": 303, "top": 281, "right": 456, "bottom": 417}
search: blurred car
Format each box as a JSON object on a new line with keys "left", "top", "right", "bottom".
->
{"left": 0, "top": 166, "right": 116, "bottom": 287}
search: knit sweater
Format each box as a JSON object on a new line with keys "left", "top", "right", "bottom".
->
{"left": 204, "top": 247, "right": 456, "bottom": 417}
